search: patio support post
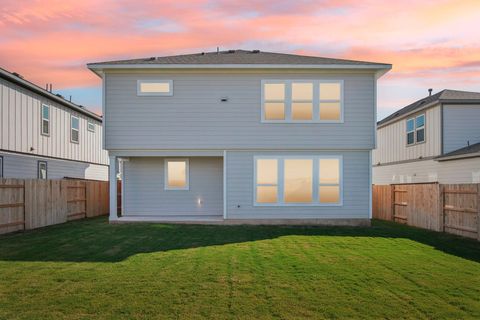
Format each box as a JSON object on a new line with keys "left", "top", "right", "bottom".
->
{"left": 109, "top": 155, "right": 118, "bottom": 222}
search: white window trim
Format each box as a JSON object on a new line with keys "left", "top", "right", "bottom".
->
{"left": 253, "top": 155, "right": 343, "bottom": 207}
{"left": 87, "top": 120, "right": 95, "bottom": 132}
{"left": 164, "top": 158, "right": 189, "bottom": 190}
{"left": 37, "top": 160, "right": 47, "bottom": 179}
{"left": 41, "top": 104, "right": 50, "bottom": 136}
{"left": 261, "top": 80, "right": 344, "bottom": 123}
{"left": 71, "top": 115, "right": 79, "bottom": 143}
{"left": 137, "top": 80, "right": 173, "bottom": 96}
{"left": 406, "top": 114, "right": 425, "bottom": 146}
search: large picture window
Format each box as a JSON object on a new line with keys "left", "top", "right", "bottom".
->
{"left": 165, "top": 159, "right": 189, "bottom": 190}
{"left": 261, "top": 80, "right": 343, "bottom": 123}
{"left": 406, "top": 114, "right": 425, "bottom": 145}
{"left": 254, "top": 156, "right": 342, "bottom": 206}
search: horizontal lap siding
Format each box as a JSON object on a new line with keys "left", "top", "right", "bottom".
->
{"left": 0, "top": 78, "right": 108, "bottom": 165}
{"left": 105, "top": 72, "right": 375, "bottom": 150}
{"left": 226, "top": 151, "right": 369, "bottom": 219}
{"left": 372, "top": 158, "right": 480, "bottom": 184}
{"left": 443, "top": 104, "right": 480, "bottom": 153}
{"left": 0, "top": 151, "right": 108, "bottom": 180}
{"left": 124, "top": 157, "right": 223, "bottom": 215}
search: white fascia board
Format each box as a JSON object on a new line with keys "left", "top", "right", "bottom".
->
{"left": 87, "top": 63, "right": 392, "bottom": 72}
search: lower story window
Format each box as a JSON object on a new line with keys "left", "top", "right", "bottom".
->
{"left": 254, "top": 156, "right": 342, "bottom": 205}
{"left": 165, "top": 159, "right": 189, "bottom": 190}
{"left": 38, "top": 161, "right": 47, "bottom": 179}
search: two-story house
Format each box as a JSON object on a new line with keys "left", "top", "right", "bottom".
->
{"left": 373, "top": 89, "right": 480, "bottom": 184}
{"left": 0, "top": 67, "right": 108, "bottom": 180}
{"left": 88, "top": 50, "right": 391, "bottom": 224}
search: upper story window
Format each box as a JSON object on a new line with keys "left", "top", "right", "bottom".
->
{"left": 406, "top": 114, "right": 425, "bottom": 145}
{"left": 41, "top": 104, "right": 50, "bottom": 136}
{"left": 71, "top": 115, "right": 79, "bottom": 143}
{"left": 137, "top": 80, "right": 173, "bottom": 96}
{"left": 254, "top": 156, "right": 342, "bottom": 206}
{"left": 87, "top": 120, "right": 95, "bottom": 132}
{"left": 165, "top": 159, "right": 189, "bottom": 190}
{"left": 262, "top": 80, "right": 343, "bottom": 123}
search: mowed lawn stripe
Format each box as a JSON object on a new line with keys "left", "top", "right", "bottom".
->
{"left": 0, "top": 217, "right": 479, "bottom": 319}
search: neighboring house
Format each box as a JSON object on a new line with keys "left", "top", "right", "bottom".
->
{"left": 0, "top": 68, "right": 109, "bottom": 180}
{"left": 373, "top": 89, "right": 480, "bottom": 184}
{"left": 87, "top": 49, "right": 391, "bottom": 224}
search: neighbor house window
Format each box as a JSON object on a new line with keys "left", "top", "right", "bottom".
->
{"left": 406, "top": 114, "right": 425, "bottom": 145}
{"left": 262, "top": 80, "right": 343, "bottom": 122}
{"left": 38, "top": 161, "right": 47, "bottom": 179}
{"left": 137, "top": 80, "right": 173, "bottom": 96}
{"left": 87, "top": 120, "right": 95, "bottom": 132}
{"left": 254, "top": 156, "right": 342, "bottom": 205}
{"left": 0, "top": 156, "right": 3, "bottom": 178}
{"left": 165, "top": 159, "right": 189, "bottom": 190}
{"left": 41, "top": 104, "right": 50, "bottom": 135}
{"left": 71, "top": 115, "right": 79, "bottom": 143}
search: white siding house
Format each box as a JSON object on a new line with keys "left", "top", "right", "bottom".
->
{"left": 88, "top": 49, "right": 391, "bottom": 224}
{"left": 0, "top": 68, "right": 109, "bottom": 180}
{"left": 373, "top": 90, "right": 480, "bottom": 184}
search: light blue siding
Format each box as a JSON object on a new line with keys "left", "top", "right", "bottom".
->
{"left": 226, "top": 150, "right": 370, "bottom": 219}
{"left": 443, "top": 104, "right": 480, "bottom": 153}
{"left": 104, "top": 71, "right": 375, "bottom": 150}
{"left": 123, "top": 157, "right": 223, "bottom": 216}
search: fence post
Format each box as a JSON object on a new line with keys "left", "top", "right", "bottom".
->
{"left": 390, "top": 184, "right": 395, "bottom": 221}
{"left": 438, "top": 184, "right": 444, "bottom": 233}
{"left": 477, "top": 184, "right": 480, "bottom": 241}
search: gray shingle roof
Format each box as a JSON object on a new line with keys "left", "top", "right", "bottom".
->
{"left": 87, "top": 49, "right": 390, "bottom": 67}
{"left": 435, "top": 142, "right": 480, "bottom": 161}
{"left": 378, "top": 89, "right": 480, "bottom": 126}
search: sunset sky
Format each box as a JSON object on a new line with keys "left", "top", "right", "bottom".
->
{"left": 1, "top": 0, "right": 479, "bottom": 120}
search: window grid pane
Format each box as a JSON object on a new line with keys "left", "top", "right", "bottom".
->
{"left": 284, "top": 159, "right": 313, "bottom": 203}
{"left": 140, "top": 82, "right": 171, "bottom": 93}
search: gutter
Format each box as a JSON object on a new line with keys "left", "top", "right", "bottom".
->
{"left": 87, "top": 63, "right": 392, "bottom": 78}
{"left": 435, "top": 152, "right": 480, "bottom": 162}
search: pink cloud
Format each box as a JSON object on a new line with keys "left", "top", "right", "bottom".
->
{"left": 1, "top": 0, "right": 479, "bottom": 118}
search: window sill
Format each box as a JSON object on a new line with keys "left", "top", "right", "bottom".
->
{"left": 254, "top": 202, "right": 343, "bottom": 207}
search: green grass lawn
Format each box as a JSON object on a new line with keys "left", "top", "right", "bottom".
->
{"left": 0, "top": 218, "right": 479, "bottom": 319}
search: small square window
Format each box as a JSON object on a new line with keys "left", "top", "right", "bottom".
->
{"left": 165, "top": 159, "right": 189, "bottom": 190}
{"left": 264, "top": 102, "right": 285, "bottom": 120}
{"left": 416, "top": 129, "right": 425, "bottom": 142}
{"left": 38, "top": 161, "right": 47, "bottom": 179}
{"left": 407, "top": 132, "right": 415, "bottom": 145}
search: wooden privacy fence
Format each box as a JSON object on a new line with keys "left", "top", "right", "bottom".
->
{"left": 0, "top": 178, "right": 109, "bottom": 235}
{"left": 373, "top": 183, "right": 480, "bottom": 240}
